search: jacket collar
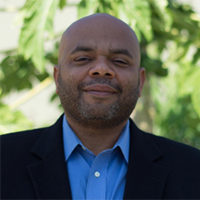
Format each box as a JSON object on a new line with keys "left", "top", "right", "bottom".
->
{"left": 29, "top": 115, "right": 169, "bottom": 199}
{"left": 28, "top": 114, "right": 72, "bottom": 199}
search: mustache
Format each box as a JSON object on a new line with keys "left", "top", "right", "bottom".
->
{"left": 78, "top": 78, "right": 122, "bottom": 93}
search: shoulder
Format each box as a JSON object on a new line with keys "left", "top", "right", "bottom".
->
{"left": 129, "top": 119, "right": 200, "bottom": 159}
{"left": 129, "top": 119, "right": 200, "bottom": 167}
{"left": 1, "top": 114, "right": 64, "bottom": 149}
{"left": 1, "top": 128, "right": 46, "bottom": 144}
{"left": 1, "top": 115, "right": 64, "bottom": 158}
{"left": 143, "top": 131, "right": 200, "bottom": 177}
{"left": 148, "top": 132, "right": 200, "bottom": 159}
{"left": 1, "top": 128, "right": 47, "bottom": 156}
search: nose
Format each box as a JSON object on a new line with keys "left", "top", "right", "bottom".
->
{"left": 89, "top": 57, "right": 115, "bottom": 78}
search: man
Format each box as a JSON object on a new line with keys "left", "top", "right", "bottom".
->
{"left": 1, "top": 13, "right": 200, "bottom": 200}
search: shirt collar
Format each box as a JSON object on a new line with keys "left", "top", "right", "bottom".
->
{"left": 62, "top": 116, "right": 82, "bottom": 161}
{"left": 62, "top": 115, "right": 130, "bottom": 163}
{"left": 113, "top": 119, "right": 130, "bottom": 163}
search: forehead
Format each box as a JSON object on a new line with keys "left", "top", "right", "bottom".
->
{"left": 59, "top": 16, "right": 140, "bottom": 60}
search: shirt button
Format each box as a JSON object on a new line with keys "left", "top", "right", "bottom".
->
{"left": 94, "top": 171, "right": 100, "bottom": 177}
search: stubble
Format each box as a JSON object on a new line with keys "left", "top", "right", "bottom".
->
{"left": 58, "top": 74, "right": 140, "bottom": 130}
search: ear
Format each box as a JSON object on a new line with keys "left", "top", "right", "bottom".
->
{"left": 138, "top": 67, "right": 145, "bottom": 97}
{"left": 53, "top": 65, "right": 60, "bottom": 94}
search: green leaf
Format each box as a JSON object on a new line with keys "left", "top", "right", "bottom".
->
{"left": 149, "top": 0, "right": 172, "bottom": 31}
{"left": 59, "top": 0, "right": 67, "bottom": 9}
{"left": 191, "top": 87, "right": 200, "bottom": 119}
{"left": 78, "top": 0, "right": 116, "bottom": 17}
{"left": 181, "top": 67, "right": 200, "bottom": 95}
{"left": 0, "top": 103, "right": 33, "bottom": 134}
{"left": 78, "top": 0, "right": 97, "bottom": 19}
{"left": 126, "top": 0, "right": 153, "bottom": 42}
{"left": 169, "top": 8, "right": 198, "bottom": 33}
{"left": 0, "top": 54, "right": 49, "bottom": 96}
{"left": 178, "top": 65, "right": 200, "bottom": 119}
{"left": 18, "top": 0, "right": 59, "bottom": 72}
{"left": 77, "top": 0, "right": 153, "bottom": 42}
{"left": 117, "top": 1, "right": 129, "bottom": 24}
{"left": 192, "top": 48, "right": 200, "bottom": 64}
{"left": 141, "top": 54, "right": 167, "bottom": 76}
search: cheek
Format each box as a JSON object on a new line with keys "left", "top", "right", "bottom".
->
{"left": 64, "top": 64, "right": 89, "bottom": 82}
{"left": 116, "top": 69, "right": 138, "bottom": 88}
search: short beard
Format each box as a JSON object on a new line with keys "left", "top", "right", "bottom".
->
{"left": 58, "top": 74, "right": 140, "bottom": 130}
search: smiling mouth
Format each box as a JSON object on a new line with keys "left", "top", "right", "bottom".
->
{"left": 83, "top": 84, "right": 118, "bottom": 97}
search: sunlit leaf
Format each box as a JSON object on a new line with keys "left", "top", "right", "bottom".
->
{"left": 191, "top": 87, "right": 200, "bottom": 119}
{"left": 59, "top": 0, "right": 67, "bottom": 9}
{"left": 149, "top": 0, "right": 172, "bottom": 31}
{"left": 0, "top": 54, "right": 49, "bottom": 95}
{"left": 117, "top": 1, "right": 129, "bottom": 24}
{"left": 0, "top": 103, "right": 33, "bottom": 134}
{"left": 180, "top": 67, "right": 200, "bottom": 95}
{"left": 18, "top": 0, "right": 58, "bottom": 72}
{"left": 126, "top": 0, "right": 153, "bottom": 42}
{"left": 192, "top": 48, "right": 200, "bottom": 64}
{"left": 78, "top": 0, "right": 97, "bottom": 18}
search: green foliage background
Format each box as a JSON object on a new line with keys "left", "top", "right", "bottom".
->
{"left": 0, "top": 0, "right": 200, "bottom": 148}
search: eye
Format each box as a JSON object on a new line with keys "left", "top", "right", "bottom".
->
{"left": 112, "top": 58, "right": 128, "bottom": 65}
{"left": 74, "top": 56, "right": 91, "bottom": 62}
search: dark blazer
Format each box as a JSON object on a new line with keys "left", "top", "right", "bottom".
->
{"left": 1, "top": 115, "right": 200, "bottom": 199}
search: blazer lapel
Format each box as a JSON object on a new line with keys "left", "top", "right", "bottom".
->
{"left": 28, "top": 115, "right": 72, "bottom": 199}
{"left": 27, "top": 115, "right": 168, "bottom": 199}
{"left": 123, "top": 120, "right": 169, "bottom": 200}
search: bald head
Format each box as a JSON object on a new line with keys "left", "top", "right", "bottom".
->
{"left": 54, "top": 13, "right": 145, "bottom": 130}
{"left": 58, "top": 13, "right": 140, "bottom": 67}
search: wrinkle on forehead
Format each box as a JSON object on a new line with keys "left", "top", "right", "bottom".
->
{"left": 58, "top": 13, "right": 140, "bottom": 66}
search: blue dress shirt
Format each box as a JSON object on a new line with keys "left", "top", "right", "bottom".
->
{"left": 63, "top": 116, "right": 130, "bottom": 200}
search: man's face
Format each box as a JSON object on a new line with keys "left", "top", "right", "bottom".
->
{"left": 54, "top": 15, "right": 145, "bottom": 129}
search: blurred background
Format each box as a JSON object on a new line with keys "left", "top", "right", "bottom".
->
{"left": 0, "top": 0, "right": 200, "bottom": 149}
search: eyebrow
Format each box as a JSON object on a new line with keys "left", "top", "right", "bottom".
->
{"left": 70, "top": 46, "right": 94, "bottom": 55}
{"left": 70, "top": 45, "right": 133, "bottom": 59}
{"left": 110, "top": 49, "right": 133, "bottom": 59}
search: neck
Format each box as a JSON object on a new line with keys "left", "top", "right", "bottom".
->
{"left": 65, "top": 114, "right": 128, "bottom": 156}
